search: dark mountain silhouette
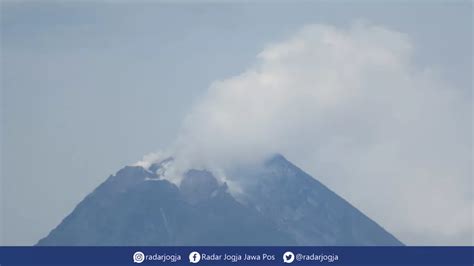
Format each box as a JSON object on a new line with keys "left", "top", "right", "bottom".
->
{"left": 37, "top": 154, "right": 402, "bottom": 246}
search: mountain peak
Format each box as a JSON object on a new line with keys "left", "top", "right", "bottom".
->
{"left": 37, "top": 154, "right": 402, "bottom": 246}
{"left": 265, "top": 153, "right": 288, "bottom": 165}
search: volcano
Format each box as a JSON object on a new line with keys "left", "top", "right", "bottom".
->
{"left": 37, "top": 154, "right": 402, "bottom": 246}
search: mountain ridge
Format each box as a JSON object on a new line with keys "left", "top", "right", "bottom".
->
{"left": 37, "top": 154, "right": 402, "bottom": 246}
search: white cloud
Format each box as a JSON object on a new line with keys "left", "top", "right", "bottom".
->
{"left": 167, "top": 22, "right": 472, "bottom": 245}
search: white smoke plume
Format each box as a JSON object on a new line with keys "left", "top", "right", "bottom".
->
{"left": 140, "top": 22, "right": 472, "bottom": 245}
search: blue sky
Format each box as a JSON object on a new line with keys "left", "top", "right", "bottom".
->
{"left": 1, "top": 1, "right": 472, "bottom": 245}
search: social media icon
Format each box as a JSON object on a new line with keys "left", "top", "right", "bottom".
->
{"left": 283, "top": 251, "right": 295, "bottom": 263}
{"left": 133, "top": 251, "right": 145, "bottom": 263}
{"left": 189, "top": 251, "right": 201, "bottom": 263}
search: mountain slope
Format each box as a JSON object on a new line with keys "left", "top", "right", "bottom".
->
{"left": 37, "top": 155, "right": 402, "bottom": 246}
{"left": 231, "top": 154, "right": 402, "bottom": 246}
{"left": 37, "top": 165, "right": 293, "bottom": 245}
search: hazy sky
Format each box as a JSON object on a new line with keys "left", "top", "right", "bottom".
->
{"left": 1, "top": 1, "right": 472, "bottom": 246}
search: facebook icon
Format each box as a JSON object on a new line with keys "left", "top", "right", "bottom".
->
{"left": 189, "top": 251, "right": 201, "bottom": 263}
